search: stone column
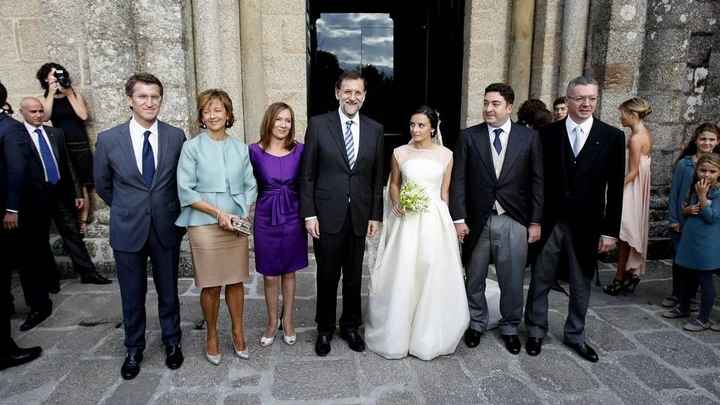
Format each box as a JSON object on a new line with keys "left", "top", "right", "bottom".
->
{"left": 133, "top": 0, "right": 196, "bottom": 133}
{"left": 508, "top": 0, "right": 535, "bottom": 105}
{"left": 529, "top": 0, "right": 563, "bottom": 106}
{"left": 192, "top": 0, "right": 245, "bottom": 138}
{"left": 557, "top": 0, "right": 590, "bottom": 94}
{"left": 461, "top": 0, "right": 512, "bottom": 127}
{"left": 240, "top": 0, "right": 267, "bottom": 143}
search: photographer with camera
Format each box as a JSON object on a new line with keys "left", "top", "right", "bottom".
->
{"left": 36, "top": 62, "right": 110, "bottom": 287}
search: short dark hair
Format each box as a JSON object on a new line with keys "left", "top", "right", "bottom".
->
{"left": 484, "top": 83, "right": 515, "bottom": 105}
{"left": 553, "top": 96, "right": 567, "bottom": 107}
{"left": 335, "top": 70, "right": 366, "bottom": 91}
{"left": 0, "top": 81, "right": 7, "bottom": 106}
{"left": 411, "top": 105, "right": 439, "bottom": 137}
{"left": 125, "top": 73, "right": 164, "bottom": 98}
{"left": 36, "top": 62, "right": 69, "bottom": 93}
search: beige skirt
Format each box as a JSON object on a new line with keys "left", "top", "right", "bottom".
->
{"left": 188, "top": 224, "right": 249, "bottom": 288}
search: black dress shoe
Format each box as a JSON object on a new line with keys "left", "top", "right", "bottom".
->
{"left": 19, "top": 309, "right": 51, "bottom": 331}
{"left": 121, "top": 352, "right": 143, "bottom": 380}
{"left": 526, "top": 337, "right": 542, "bottom": 356}
{"left": 464, "top": 328, "right": 482, "bottom": 348}
{"left": 81, "top": 272, "right": 112, "bottom": 285}
{"left": 0, "top": 344, "right": 42, "bottom": 370}
{"left": 315, "top": 334, "right": 332, "bottom": 356}
{"left": 339, "top": 329, "right": 366, "bottom": 352}
{"left": 564, "top": 341, "right": 599, "bottom": 363}
{"left": 501, "top": 334, "right": 521, "bottom": 355}
{"left": 165, "top": 344, "right": 184, "bottom": 370}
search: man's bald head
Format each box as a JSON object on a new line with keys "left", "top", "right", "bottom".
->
{"left": 19, "top": 96, "right": 45, "bottom": 127}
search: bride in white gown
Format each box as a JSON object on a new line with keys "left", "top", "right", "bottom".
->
{"left": 366, "top": 106, "right": 501, "bottom": 360}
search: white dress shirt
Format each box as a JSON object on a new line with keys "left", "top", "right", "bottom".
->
{"left": 129, "top": 117, "right": 159, "bottom": 174}
{"left": 24, "top": 122, "right": 60, "bottom": 183}
{"left": 338, "top": 106, "right": 360, "bottom": 165}
{"left": 488, "top": 119, "right": 512, "bottom": 215}
{"left": 565, "top": 115, "right": 593, "bottom": 155}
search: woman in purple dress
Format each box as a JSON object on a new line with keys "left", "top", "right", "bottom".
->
{"left": 249, "top": 102, "right": 308, "bottom": 346}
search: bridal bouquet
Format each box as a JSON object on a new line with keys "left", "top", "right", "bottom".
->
{"left": 399, "top": 181, "right": 430, "bottom": 213}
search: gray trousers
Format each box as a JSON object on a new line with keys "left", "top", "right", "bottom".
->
{"left": 466, "top": 214, "right": 527, "bottom": 335}
{"left": 525, "top": 223, "right": 592, "bottom": 345}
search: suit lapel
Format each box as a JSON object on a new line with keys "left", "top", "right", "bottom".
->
{"left": 498, "top": 123, "right": 522, "bottom": 182}
{"left": 575, "top": 119, "right": 603, "bottom": 168}
{"left": 355, "top": 115, "right": 374, "bottom": 172}
{"left": 43, "top": 127, "right": 62, "bottom": 164}
{"left": 469, "top": 124, "right": 497, "bottom": 182}
{"left": 118, "top": 121, "right": 146, "bottom": 188}
{"left": 154, "top": 121, "right": 169, "bottom": 188}
{"left": 327, "top": 113, "right": 351, "bottom": 169}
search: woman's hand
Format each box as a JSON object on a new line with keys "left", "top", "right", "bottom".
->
{"left": 217, "top": 211, "right": 235, "bottom": 231}
{"left": 669, "top": 223, "right": 680, "bottom": 233}
{"left": 391, "top": 202, "right": 405, "bottom": 217}
{"left": 682, "top": 204, "right": 700, "bottom": 216}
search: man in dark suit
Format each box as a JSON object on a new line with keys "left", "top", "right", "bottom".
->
{"left": 300, "top": 71, "right": 384, "bottom": 357}
{"left": 0, "top": 82, "right": 43, "bottom": 370}
{"left": 450, "top": 83, "right": 543, "bottom": 355}
{"left": 524, "top": 75, "right": 625, "bottom": 362}
{"left": 94, "top": 73, "right": 186, "bottom": 380}
{"left": 11, "top": 96, "right": 78, "bottom": 331}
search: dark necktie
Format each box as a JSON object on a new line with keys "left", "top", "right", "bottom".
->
{"left": 142, "top": 130, "right": 155, "bottom": 187}
{"left": 492, "top": 128, "right": 503, "bottom": 155}
{"left": 35, "top": 128, "right": 60, "bottom": 184}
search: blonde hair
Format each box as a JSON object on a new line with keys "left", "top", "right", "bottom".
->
{"left": 619, "top": 97, "right": 652, "bottom": 120}
{"left": 197, "top": 89, "right": 235, "bottom": 128}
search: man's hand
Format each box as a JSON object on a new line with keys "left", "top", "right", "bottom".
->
{"left": 528, "top": 223, "right": 541, "bottom": 243}
{"left": 597, "top": 236, "right": 616, "bottom": 253}
{"left": 367, "top": 221, "right": 380, "bottom": 238}
{"left": 75, "top": 198, "right": 85, "bottom": 209}
{"left": 305, "top": 218, "right": 320, "bottom": 239}
{"left": 454, "top": 223, "right": 469, "bottom": 242}
{"left": 3, "top": 212, "right": 18, "bottom": 230}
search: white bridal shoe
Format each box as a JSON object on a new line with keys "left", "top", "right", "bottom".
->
{"left": 205, "top": 352, "right": 222, "bottom": 366}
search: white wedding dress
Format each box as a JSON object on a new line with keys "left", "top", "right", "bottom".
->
{"left": 366, "top": 144, "right": 501, "bottom": 360}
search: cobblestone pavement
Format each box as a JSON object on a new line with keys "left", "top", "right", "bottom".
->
{"left": 2, "top": 256, "right": 720, "bottom": 404}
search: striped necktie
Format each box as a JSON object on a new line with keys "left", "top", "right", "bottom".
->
{"left": 344, "top": 120, "right": 355, "bottom": 168}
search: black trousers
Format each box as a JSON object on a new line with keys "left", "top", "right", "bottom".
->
{"left": 47, "top": 197, "right": 95, "bottom": 283}
{"left": 113, "top": 224, "right": 181, "bottom": 353}
{"left": 314, "top": 210, "right": 366, "bottom": 335}
{"left": 1, "top": 228, "right": 12, "bottom": 356}
{"left": 17, "top": 211, "right": 53, "bottom": 313}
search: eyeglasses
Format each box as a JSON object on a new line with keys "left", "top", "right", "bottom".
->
{"left": 568, "top": 96, "right": 598, "bottom": 103}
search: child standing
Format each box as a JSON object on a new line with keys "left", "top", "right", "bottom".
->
{"left": 663, "top": 123, "right": 720, "bottom": 309}
{"left": 664, "top": 153, "right": 720, "bottom": 331}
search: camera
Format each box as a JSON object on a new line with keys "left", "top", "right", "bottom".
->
{"left": 53, "top": 70, "right": 72, "bottom": 89}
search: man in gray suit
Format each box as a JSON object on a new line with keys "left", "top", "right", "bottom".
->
{"left": 94, "top": 73, "right": 186, "bottom": 380}
{"left": 450, "top": 83, "right": 543, "bottom": 355}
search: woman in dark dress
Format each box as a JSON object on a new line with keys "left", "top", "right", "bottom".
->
{"left": 249, "top": 102, "right": 308, "bottom": 346}
{"left": 37, "top": 63, "right": 93, "bottom": 231}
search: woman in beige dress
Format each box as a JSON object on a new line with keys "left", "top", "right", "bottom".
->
{"left": 604, "top": 97, "right": 653, "bottom": 295}
{"left": 176, "top": 89, "right": 257, "bottom": 364}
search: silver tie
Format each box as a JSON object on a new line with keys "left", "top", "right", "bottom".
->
{"left": 344, "top": 120, "right": 355, "bottom": 168}
{"left": 571, "top": 126, "right": 582, "bottom": 157}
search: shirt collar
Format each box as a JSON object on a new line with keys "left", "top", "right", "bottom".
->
{"left": 566, "top": 115, "right": 593, "bottom": 135}
{"left": 24, "top": 121, "right": 43, "bottom": 134}
{"left": 130, "top": 116, "right": 159, "bottom": 137}
{"left": 487, "top": 118, "right": 512, "bottom": 135}
{"left": 338, "top": 107, "right": 359, "bottom": 127}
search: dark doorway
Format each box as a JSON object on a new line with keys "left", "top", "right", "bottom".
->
{"left": 307, "top": 0, "right": 466, "bottom": 177}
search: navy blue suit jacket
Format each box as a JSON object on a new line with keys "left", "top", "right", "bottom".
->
{"left": 93, "top": 120, "right": 186, "bottom": 252}
{"left": 0, "top": 113, "right": 25, "bottom": 213}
